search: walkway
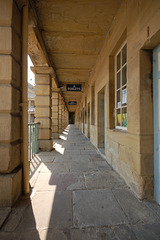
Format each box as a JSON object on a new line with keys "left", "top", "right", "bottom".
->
{"left": 1, "top": 125, "right": 160, "bottom": 239}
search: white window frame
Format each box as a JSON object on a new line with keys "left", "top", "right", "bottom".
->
{"left": 115, "top": 41, "right": 127, "bottom": 130}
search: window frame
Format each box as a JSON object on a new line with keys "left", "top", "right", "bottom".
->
{"left": 115, "top": 41, "right": 127, "bottom": 130}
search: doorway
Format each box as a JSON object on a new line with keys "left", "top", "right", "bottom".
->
{"left": 153, "top": 45, "right": 160, "bottom": 204}
{"left": 97, "top": 87, "right": 105, "bottom": 150}
{"left": 69, "top": 112, "right": 75, "bottom": 124}
{"left": 83, "top": 108, "right": 85, "bottom": 133}
{"left": 88, "top": 102, "right": 90, "bottom": 138}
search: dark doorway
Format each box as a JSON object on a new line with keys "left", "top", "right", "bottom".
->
{"left": 88, "top": 102, "right": 90, "bottom": 138}
{"left": 69, "top": 112, "right": 75, "bottom": 124}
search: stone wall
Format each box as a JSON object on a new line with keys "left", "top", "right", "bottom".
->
{"left": 75, "top": 0, "right": 160, "bottom": 199}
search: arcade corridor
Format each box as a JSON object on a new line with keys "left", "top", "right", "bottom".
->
{"left": 0, "top": 125, "right": 160, "bottom": 239}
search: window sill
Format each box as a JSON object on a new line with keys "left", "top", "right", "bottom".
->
{"left": 110, "top": 128, "right": 127, "bottom": 134}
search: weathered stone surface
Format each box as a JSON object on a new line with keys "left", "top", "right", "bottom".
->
{"left": 17, "top": 191, "right": 72, "bottom": 230}
{"left": 0, "top": 232, "right": 20, "bottom": 240}
{"left": 132, "top": 223, "right": 160, "bottom": 240}
{"left": 73, "top": 189, "right": 127, "bottom": 227}
{"left": 97, "top": 225, "right": 137, "bottom": 240}
{"left": 0, "top": 115, "right": 21, "bottom": 142}
{"left": 39, "top": 139, "right": 53, "bottom": 151}
{"left": 0, "top": 168, "right": 22, "bottom": 207}
{"left": 35, "top": 85, "right": 50, "bottom": 96}
{"left": 40, "top": 162, "right": 71, "bottom": 174}
{"left": 2, "top": 197, "right": 30, "bottom": 232}
{"left": 0, "top": 27, "right": 11, "bottom": 54}
{"left": 39, "top": 229, "right": 69, "bottom": 240}
{"left": 112, "top": 189, "right": 159, "bottom": 224}
{"left": 71, "top": 162, "right": 97, "bottom": 173}
{"left": 84, "top": 170, "right": 126, "bottom": 189}
{"left": 35, "top": 107, "right": 50, "bottom": 118}
{"left": 0, "top": 207, "right": 11, "bottom": 228}
{"left": 1, "top": 125, "right": 160, "bottom": 239}
{"left": 0, "top": 143, "right": 21, "bottom": 173}
{"left": 39, "top": 128, "right": 51, "bottom": 139}
{"left": 64, "top": 149, "right": 81, "bottom": 155}
{"left": 35, "top": 96, "right": 50, "bottom": 106}
{"left": 35, "top": 74, "right": 50, "bottom": 84}
{"left": 71, "top": 228, "right": 98, "bottom": 240}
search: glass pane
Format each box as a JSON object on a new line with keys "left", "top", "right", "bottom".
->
{"left": 117, "top": 52, "right": 121, "bottom": 71}
{"left": 117, "top": 72, "right": 120, "bottom": 89}
{"left": 117, "top": 109, "right": 121, "bottom": 126}
{"left": 117, "top": 90, "right": 121, "bottom": 108}
{"left": 122, "top": 87, "right": 127, "bottom": 106}
{"left": 122, "top": 107, "right": 127, "bottom": 127}
{"left": 122, "top": 65, "right": 127, "bottom": 86}
{"left": 122, "top": 44, "right": 127, "bottom": 65}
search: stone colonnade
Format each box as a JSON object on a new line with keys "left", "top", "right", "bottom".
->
{"left": 0, "top": 1, "right": 69, "bottom": 207}
{"left": 31, "top": 67, "right": 53, "bottom": 151}
{"left": 0, "top": 1, "right": 22, "bottom": 206}
{"left": 32, "top": 67, "right": 69, "bottom": 150}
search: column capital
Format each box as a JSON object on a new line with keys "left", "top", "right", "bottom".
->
{"left": 31, "top": 66, "right": 55, "bottom": 77}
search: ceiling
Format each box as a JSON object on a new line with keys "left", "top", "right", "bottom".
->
{"left": 29, "top": 0, "right": 121, "bottom": 112}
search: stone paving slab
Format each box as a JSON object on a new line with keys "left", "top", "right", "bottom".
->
{"left": 89, "top": 154, "right": 105, "bottom": 161}
{"left": 16, "top": 191, "right": 72, "bottom": 231}
{"left": 1, "top": 125, "right": 160, "bottom": 239}
{"left": 112, "top": 188, "right": 160, "bottom": 224}
{"left": 64, "top": 149, "right": 81, "bottom": 155}
{"left": 2, "top": 197, "right": 31, "bottom": 232}
{"left": 131, "top": 223, "right": 160, "bottom": 240}
{"left": 70, "top": 227, "right": 98, "bottom": 240}
{"left": 36, "top": 155, "right": 55, "bottom": 163}
{"left": 0, "top": 208, "right": 11, "bottom": 228}
{"left": 40, "top": 162, "right": 71, "bottom": 173}
{"left": 54, "top": 155, "right": 73, "bottom": 163}
{"left": 34, "top": 172, "right": 85, "bottom": 191}
{"left": 96, "top": 226, "right": 136, "bottom": 240}
{"left": 93, "top": 160, "right": 112, "bottom": 170}
{"left": 70, "top": 162, "right": 97, "bottom": 173}
{"left": 80, "top": 149, "right": 98, "bottom": 155}
{"left": 73, "top": 189, "right": 128, "bottom": 227}
{"left": 84, "top": 171, "right": 126, "bottom": 189}
{"left": 0, "top": 232, "right": 20, "bottom": 240}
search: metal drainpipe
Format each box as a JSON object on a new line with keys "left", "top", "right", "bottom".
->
{"left": 21, "top": 1, "right": 30, "bottom": 194}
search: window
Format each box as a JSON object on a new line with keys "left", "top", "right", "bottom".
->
{"left": 115, "top": 43, "right": 127, "bottom": 129}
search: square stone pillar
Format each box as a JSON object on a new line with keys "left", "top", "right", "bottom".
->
{"left": 32, "top": 67, "right": 53, "bottom": 151}
{"left": 59, "top": 94, "right": 63, "bottom": 134}
{"left": 0, "top": 1, "right": 23, "bottom": 206}
{"left": 52, "top": 88, "right": 59, "bottom": 139}
{"left": 65, "top": 106, "right": 69, "bottom": 128}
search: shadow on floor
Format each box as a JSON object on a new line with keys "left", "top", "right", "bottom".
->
{"left": 1, "top": 125, "right": 160, "bottom": 240}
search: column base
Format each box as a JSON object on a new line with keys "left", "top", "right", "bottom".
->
{"left": 52, "top": 132, "right": 59, "bottom": 139}
{"left": 0, "top": 168, "right": 22, "bottom": 207}
{"left": 39, "top": 138, "right": 53, "bottom": 151}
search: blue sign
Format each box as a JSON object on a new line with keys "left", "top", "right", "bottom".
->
{"left": 66, "top": 84, "right": 81, "bottom": 91}
{"left": 68, "top": 101, "right": 77, "bottom": 105}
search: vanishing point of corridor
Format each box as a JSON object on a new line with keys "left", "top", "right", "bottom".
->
{"left": 1, "top": 125, "right": 160, "bottom": 240}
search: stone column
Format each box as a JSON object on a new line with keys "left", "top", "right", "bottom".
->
{"left": 0, "top": 1, "right": 23, "bottom": 206}
{"left": 52, "top": 88, "right": 59, "bottom": 139}
{"left": 59, "top": 94, "right": 62, "bottom": 134}
{"left": 32, "top": 67, "right": 53, "bottom": 151}
{"left": 65, "top": 106, "right": 69, "bottom": 127}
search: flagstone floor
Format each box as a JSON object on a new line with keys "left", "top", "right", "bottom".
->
{"left": 1, "top": 125, "right": 160, "bottom": 240}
